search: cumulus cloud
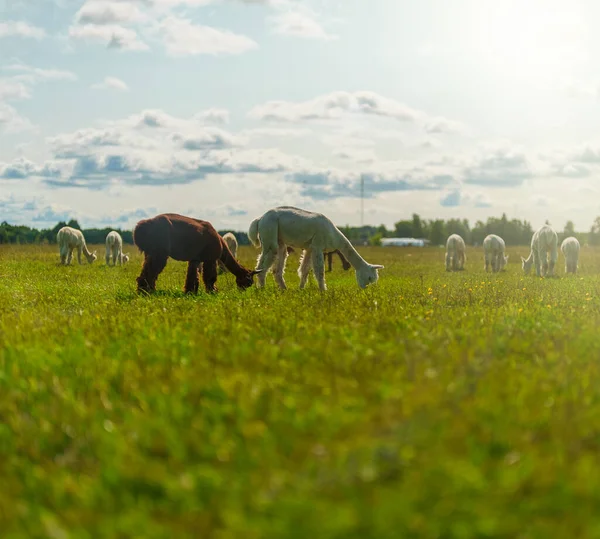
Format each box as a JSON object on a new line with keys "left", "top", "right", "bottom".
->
{"left": 75, "top": 1, "right": 146, "bottom": 25}
{"left": 463, "top": 147, "right": 533, "bottom": 187}
{"left": 0, "top": 103, "right": 35, "bottom": 133}
{"left": 440, "top": 189, "right": 461, "bottom": 207}
{"left": 91, "top": 76, "right": 129, "bottom": 91}
{"left": 248, "top": 91, "right": 464, "bottom": 136}
{"left": 0, "top": 21, "right": 45, "bottom": 39}
{"left": 69, "top": 23, "right": 148, "bottom": 50}
{"left": 157, "top": 16, "right": 258, "bottom": 56}
{"left": 194, "top": 107, "right": 230, "bottom": 124}
{"left": 268, "top": 11, "right": 335, "bottom": 40}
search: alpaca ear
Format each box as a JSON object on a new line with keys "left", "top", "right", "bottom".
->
{"left": 372, "top": 264, "right": 384, "bottom": 270}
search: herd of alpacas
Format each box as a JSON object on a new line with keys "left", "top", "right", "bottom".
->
{"left": 56, "top": 207, "right": 580, "bottom": 294}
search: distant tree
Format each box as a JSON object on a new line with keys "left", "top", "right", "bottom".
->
{"left": 394, "top": 220, "right": 412, "bottom": 237}
{"left": 590, "top": 217, "right": 600, "bottom": 246}
{"left": 563, "top": 220, "right": 576, "bottom": 238}
{"left": 412, "top": 213, "right": 424, "bottom": 238}
{"left": 429, "top": 220, "right": 446, "bottom": 246}
{"left": 67, "top": 219, "right": 81, "bottom": 230}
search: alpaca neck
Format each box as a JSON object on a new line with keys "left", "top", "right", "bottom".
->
{"left": 81, "top": 241, "right": 93, "bottom": 261}
{"left": 333, "top": 230, "right": 370, "bottom": 270}
{"left": 525, "top": 250, "right": 534, "bottom": 263}
{"left": 220, "top": 239, "right": 248, "bottom": 277}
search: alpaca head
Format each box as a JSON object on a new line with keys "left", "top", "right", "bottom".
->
{"left": 356, "top": 264, "right": 384, "bottom": 289}
{"left": 342, "top": 258, "right": 351, "bottom": 271}
{"left": 521, "top": 256, "right": 532, "bottom": 275}
{"left": 236, "top": 269, "right": 264, "bottom": 290}
{"left": 122, "top": 253, "right": 130, "bottom": 263}
{"left": 88, "top": 250, "right": 97, "bottom": 264}
{"left": 501, "top": 254, "right": 509, "bottom": 270}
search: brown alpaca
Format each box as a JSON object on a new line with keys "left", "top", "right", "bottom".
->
{"left": 286, "top": 247, "right": 351, "bottom": 272}
{"left": 133, "top": 213, "right": 262, "bottom": 294}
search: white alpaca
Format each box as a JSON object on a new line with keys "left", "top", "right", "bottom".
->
{"left": 248, "top": 206, "right": 384, "bottom": 291}
{"left": 483, "top": 234, "right": 508, "bottom": 273}
{"left": 522, "top": 224, "right": 558, "bottom": 277}
{"left": 445, "top": 234, "right": 466, "bottom": 271}
{"left": 218, "top": 232, "right": 239, "bottom": 274}
{"left": 561, "top": 236, "right": 580, "bottom": 274}
{"left": 105, "top": 230, "right": 129, "bottom": 266}
{"left": 57, "top": 226, "right": 97, "bottom": 265}
{"left": 222, "top": 232, "right": 238, "bottom": 258}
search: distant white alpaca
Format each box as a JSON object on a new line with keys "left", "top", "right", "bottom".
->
{"left": 561, "top": 236, "right": 580, "bottom": 274}
{"left": 483, "top": 234, "right": 508, "bottom": 273}
{"left": 522, "top": 224, "right": 558, "bottom": 277}
{"left": 57, "top": 226, "right": 97, "bottom": 265}
{"left": 222, "top": 232, "right": 238, "bottom": 258}
{"left": 218, "top": 232, "right": 238, "bottom": 274}
{"left": 105, "top": 230, "right": 129, "bottom": 266}
{"left": 248, "top": 206, "right": 384, "bottom": 291}
{"left": 445, "top": 234, "right": 466, "bottom": 271}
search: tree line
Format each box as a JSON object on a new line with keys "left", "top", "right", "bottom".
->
{"left": 2, "top": 214, "right": 600, "bottom": 246}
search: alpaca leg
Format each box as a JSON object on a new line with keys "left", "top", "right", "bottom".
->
{"left": 67, "top": 248, "right": 74, "bottom": 265}
{"left": 273, "top": 246, "right": 289, "bottom": 290}
{"left": 184, "top": 261, "right": 201, "bottom": 294}
{"left": 312, "top": 250, "right": 327, "bottom": 291}
{"left": 533, "top": 250, "right": 541, "bottom": 277}
{"left": 217, "top": 260, "right": 226, "bottom": 275}
{"left": 549, "top": 248, "right": 557, "bottom": 277}
{"left": 338, "top": 250, "right": 351, "bottom": 271}
{"left": 60, "top": 244, "right": 68, "bottom": 265}
{"left": 298, "top": 249, "right": 313, "bottom": 289}
{"left": 326, "top": 252, "right": 333, "bottom": 272}
{"left": 445, "top": 252, "right": 452, "bottom": 272}
{"left": 105, "top": 245, "right": 111, "bottom": 266}
{"left": 77, "top": 246, "right": 83, "bottom": 265}
{"left": 484, "top": 253, "right": 490, "bottom": 272}
{"left": 202, "top": 260, "right": 218, "bottom": 293}
{"left": 255, "top": 249, "right": 276, "bottom": 288}
{"left": 116, "top": 247, "right": 121, "bottom": 266}
{"left": 137, "top": 254, "right": 168, "bottom": 293}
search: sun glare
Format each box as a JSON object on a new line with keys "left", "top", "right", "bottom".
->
{"left": 476, "top": 1, "right": 585, "bottom": 79}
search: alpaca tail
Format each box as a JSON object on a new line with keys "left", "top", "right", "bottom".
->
{"left": 133, "top": 215, "right": 171, "bottom": 255}
{"left": 248, "top": 217, "right": 261, "bottom": 248}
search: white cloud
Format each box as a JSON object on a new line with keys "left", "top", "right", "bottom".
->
{"left": 0, "top": 79, "right": 31, "bottom": 101}
{"left": 75, "top": 1, "right": 146, "bottom": 25}
{"left": 249, "top": 91, "right": 420, "bottom": 123}
{"left": 69, "top": 24, "right": 148, "bottom": 51}
{"left": 463, "top": 147, "right": 533, "bottom": 187}
{"left": 91, "top": 76, "right": 129, "bottom": 91}
{"left": 0, "top": 21, "right": 45, "bottom": 39}
{"left": 157, "top": 16, "right": 258, "bottom": 56}
{"left": 248, "top": 91, "right": 464, "bottom": 136}
{"left": 4, "top": 63, "right": 78, "bottom": 83}
{"left": 268, "top": 11, "right": 336, "bottom": 40}
{"left": 194, "top": 107, "right": 230, "bottom": 124}
{"left": 0, "top": 103, "right": 35, "bottom": 133}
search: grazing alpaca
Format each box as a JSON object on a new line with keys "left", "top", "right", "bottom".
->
{"left": 522, "top": 224, "right": 558, "bottom": 277}
{"left": 218, "top": 232, "right": 238, "bottom": 274}
{"left": 105, "top": 230, "right": 129, "bottom": 266}
{"left": 248, "top": 206, "right": 383, "bottom": 291}
{"left": 286, "top": 247, "right": 351, "bottom": 272}
{"left": 483, "top": 234, "right": 508, "bottom": 273}
{"left": 57, "top": 226, "right": 97, "bottom": 265}
{"left": 561, "top": 236, "right": 580, "bottom": 274}
{"left": 133, "top": 213, "right": 262, "bottom": 294}
{"left": 445, "top": 234, "right": 466, "bottom": 272}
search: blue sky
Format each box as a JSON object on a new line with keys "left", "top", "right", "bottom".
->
{"left": 2, "top": 0, "right": 600, "bottom": 231}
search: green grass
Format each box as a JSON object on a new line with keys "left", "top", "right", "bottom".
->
{"left": 2, "top": 243, "right": 600, "bottom": 538}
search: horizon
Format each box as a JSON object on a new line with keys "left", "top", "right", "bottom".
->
{"left": 2, "top": 0, "right": 600, "bottom": 231}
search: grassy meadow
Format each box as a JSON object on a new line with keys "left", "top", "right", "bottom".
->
{"left": 3, "top": 242, "right": 600, "bottom": 538}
